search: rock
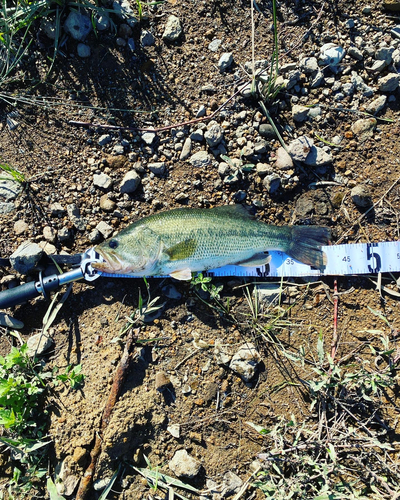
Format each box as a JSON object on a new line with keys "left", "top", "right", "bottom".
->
{"left": 142, "top": 132, "right": 156, "bottom": 145}
{"left": 275, "top": 147, "right": 293, "bottom": 170}
{"left": 351, "top": 184, "right": 373, "bottom": 208}
{"left": 6, "top": 113, "right": 19, "bottom": 131}
{"left": 49, "top": 202, "right": 66, "bottom": 218}
{"left": 163, "top": 15, "right": 182, "bottom": 42}
{"left": 351, "top": 71, "right": 374, "bottom": 97}
{"left": 180, "top": 138, "right": 192, "bottom": 160}
{"left": 14, "top": 220, "right": 28, "bottom": 235}
{"left": 64, "top": 11, "right": 91, "bottom": 41}
{"left": 189, "top": 151, "right": 211, "bottom": 168}
{"left": 72, "top": 447, "right": 88, "bottom": 466}
{"left": 96, "top": 221, "right": 113, "bottom": 239}
{"left": 58, "top": 228, "right": 71, "bottom": 242}
{"left": 93, "top": 173, "right": 113, "bottom": 190}
{"left": 365, "top": 95, "right": 387, "bottom": 114}
{"left": 375, "top": 46, "right": 394, "bottom": 66}
{"left": 67, "top": 204, "right": 86, "bottom": 232}
{"left": 195, "top": 106, "right": 206, "bottom": 119}
{"left": 208, "top": 39, "right": 222, "bottom": 52}
{"left": 43, "top": 226, "right": 57, "bottom": 243}
{"left": 0, "top": 202, "right": 15, "bottom": 214}
{"left": 392, "top": 25, "right": 400, "bottom": 38}
{"left": 311, "top": 70, "right": 324, "bottom": 88}
{"left": 88, "top": 229, "right": 101, "bottom": 243}
{"left": 292, "top": 104, "right": 309, "bottom": 122}
{"left": 300, "top": 56, "right": 319, "bottom": 74}
{"left": 148, "top": 162, "right": 166, "bottom": 175}
{"left": 0, "top": 313, "right": 24, "bottom": 329}
{"left": 155, "top": 371, "right": 171, "bottom": 392}
{"left": 38, "top": 241, "right": 56, "bottom": 255}
{"left": 0, "top": 176, "right": 23, "bottom": 202}
{"left": 256, "top": 163, "right": 272, "bottom": 177}
{"left": 258, "top": 123, "right": 276, "bottom": 139}
{"left": 112, "top": 144, "right": 124, "bottom": 155}
{"left": 112, "top": 0, "right": 139, "bottom": 27}
{"left": 204, "top": 123, "right": 224, "bottom": 147}
{"left": 175, "top": 192, "right": 188, "bottom": 203}
{"left": 378, "top": 73, "right": 400, "bottom": 92}
{"left": 304, "top": 147, "right": 333, "bottom": 167}
{"left": 214, "top": 339, "right": 232, "bottom": 365}
{"left": 348, "top": 46, "right": 363, "bottom": 61}
{"left": 229, "top": 343, "right": 261, "bottom": 382}
{"left": 120, "top": 170, "right": 141, "bottom": 194}
{"left": 169, "top": 450, "right": 201, "bottom": 478}
{"left": 27, "top": 333, "right": 54, "bottom": 357}
{"left": 351, "top": 117, "right": 377, "bottom": 142}
{"left": 320, "top": 43, "right": 345, "bottom": 68}
{"left": 219, "top": 471, "right": 243, "bottom": 497}
{"left": 383, "top": 0, "right": 400, "bottom": 11}
{"left": 99, "top": 194, "right": 116, "bottom": 212}
{"left": 167, "top": 424, "right": 181, "bottom": 438}
{"left": 288, "top": 136, "right": 314, "bottom": 162}
{"left": 98, "top": 134, "right": 112, "bottom": 146}
{"left": 218, "top": 52, "right": 233, "bottom": 72}
{"left": 77, "top": 43, "right": 90, "bottom": 58}
{"left": 140, "top": 29, "right": 155, "bottom": 47}
{"left": 263, "top": 173, "right": 281, "bottom": 194}
{"left": 10, "top": 241, "right": 43, "bottom": 274}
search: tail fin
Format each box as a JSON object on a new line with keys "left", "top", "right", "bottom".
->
{"left": 287, "top": 226, "right": 331, "bottom": 270}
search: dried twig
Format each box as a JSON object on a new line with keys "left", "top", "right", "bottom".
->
{"left": 331, "top": 279, "right": 339, "bottom": 362}
{"left": 76, "top": 332, "right": 136, "bottom": 500}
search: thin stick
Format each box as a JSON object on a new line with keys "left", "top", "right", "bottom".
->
{"left": 331, "top": 279, "right": 339, "bottom": 362}
{"left": 76, "top": 332, "right": 136, "bottom": 500}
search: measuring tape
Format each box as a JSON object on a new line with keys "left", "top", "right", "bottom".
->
{"left": 99, "top": 241, "right": 400, "bottom": 279}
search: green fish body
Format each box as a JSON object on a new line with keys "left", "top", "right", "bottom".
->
{"left": 93, "top": 205, "right": 330, "bottom": 280}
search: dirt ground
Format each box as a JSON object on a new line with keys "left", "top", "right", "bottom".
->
{"left": 1, "top": 0, "right": 400, "bottom": 498}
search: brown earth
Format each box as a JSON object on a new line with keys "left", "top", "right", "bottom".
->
{"left": 1, "top": 0, "right": 400, "bottom": 498}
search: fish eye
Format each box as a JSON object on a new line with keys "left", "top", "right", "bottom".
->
{"left": 108, "top": 239, "right": 119, "bottom": 249}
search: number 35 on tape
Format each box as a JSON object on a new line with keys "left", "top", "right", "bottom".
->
{"left": 204, "top": 241, "right": 400, "bottom": 278}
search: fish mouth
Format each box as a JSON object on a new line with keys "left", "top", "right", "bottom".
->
{"left": 92, "top": 248, "right": 132, "bottom": 274}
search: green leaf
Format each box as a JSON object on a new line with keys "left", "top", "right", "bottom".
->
{"left": 47, "top": 477, "right": 66, "bottom": 500}
{"left": 317, "top": 333, "right": 325, "bottom": 365}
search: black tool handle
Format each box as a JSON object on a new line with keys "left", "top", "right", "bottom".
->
{"left": 0, "top": 275, "right": 60, "bottom": 309}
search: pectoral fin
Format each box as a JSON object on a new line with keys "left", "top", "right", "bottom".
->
{"left": 165, "top": 239, "right": 197, "bottom": 261}
{"left": 170, "top": 268, "right": 192, "bottom": 281}
{"left": 237, "top": 253, "right": 271, "bottom": 267}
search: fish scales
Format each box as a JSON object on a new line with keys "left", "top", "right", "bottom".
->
{"left": 93, "top": 205, "right": 331, "bottom": 280}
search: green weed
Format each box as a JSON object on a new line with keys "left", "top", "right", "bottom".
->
{"left": 54, "top": 363, "right": 84, "bottom": 389}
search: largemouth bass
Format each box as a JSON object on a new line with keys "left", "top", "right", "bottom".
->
{"left": 93, "top": 205, "right": 330, "bottom": 280}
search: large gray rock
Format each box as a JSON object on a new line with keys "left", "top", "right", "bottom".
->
{"left": 204, "top": 123, "right": 224, "bottom": 147}
{"left": 351, "top": 71, "right": 374, "bottom": 97}
{"left": 292, "top": 104, "right": 309, "bottom": 122}
{"left": 120, "top": 170, "right": 140, "bottom": 194}
{"left": 93, "top": 173, "right": 113, "bottom": 190}
{"left": 64, "top": 11, "right": 91, "bottom": 41}
{"left": 378, "top": 73, "right": 400, "bottom": 92}
{"left": 0, "top": 176, "right": 23, "bottom": 202}
{"left": 288, "top": 136, "right": 314, "bottom": 162}
{"left": 169, "top": 450, "right": 201, "bottom": 478}
{"left": 218, "top": 52, "right": 234, "bottom": 72}
{"left": 10, "top": 241, "right": 44, "bottom": 274}
{"left": 112, "top": 0, "right": 139, "bottom": 27}
{"left": 189, "top": 151, "right": 211, "bottom": 168}
{"left": 351, "top": 117, "right": 377, "bottom": 142}
{"left": 27, "top": 333, "right": 54, "bottom": 357}
{"left": 351, "top": 184, "right": 373, "bottom": 208}
{"left": 148, "top": 162, "right": 166, "bottom": 176}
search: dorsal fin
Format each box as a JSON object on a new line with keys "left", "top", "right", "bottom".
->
{"left": 209, "top": 205, "right": 256, "bottom": 219}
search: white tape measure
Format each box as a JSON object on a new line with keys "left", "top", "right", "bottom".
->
{"left": 203, "top": 241, "right": 400, "bottom": 278}
{"left": 99, "top": 241, "right": 400, "bottom": 279}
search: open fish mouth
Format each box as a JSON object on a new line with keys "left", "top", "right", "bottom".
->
{"left": 92, "top": 249, "right": 130, "bottom": 274}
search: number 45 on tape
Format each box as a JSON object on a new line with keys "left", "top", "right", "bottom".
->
{"left": 204, "top": 241, "right": 400, "bottom": 278}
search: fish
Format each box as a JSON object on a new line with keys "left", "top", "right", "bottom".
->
{"left": 92, "top": 205, "right": 331, "bottom": 280}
